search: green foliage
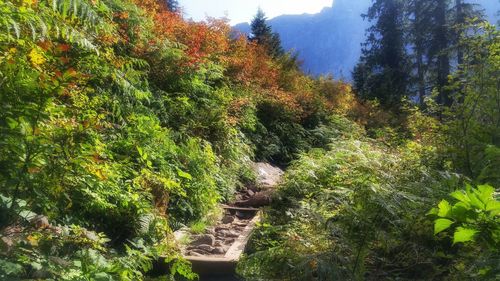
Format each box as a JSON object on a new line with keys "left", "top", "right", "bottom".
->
{"left": 445, "top": 22, "right": 500, "bottom": 186}
{"left": 239, "top": 122, "right": 454, "bottom": 280}
{"left": 428, "top": 184, "right": 500, "bottom": 278}
{"left": 430, "top": 184, "right": 499, "bottom": 246}
{"left": 0, "top": 0, "right": 253, "bottom": 279}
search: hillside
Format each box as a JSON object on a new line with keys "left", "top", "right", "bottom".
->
{"left": 234, "top": 0, "right": 499, "bottom": 79}
{"left": 1, "top": 0, "right": 499, "bottom": 280}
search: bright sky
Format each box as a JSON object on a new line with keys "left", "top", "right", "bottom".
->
{"left": 179, "top": 0, "right": 334, "bottom": 24}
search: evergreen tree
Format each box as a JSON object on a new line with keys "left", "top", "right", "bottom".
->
{"left": 353, "top": 0, "right": 410, "bottom": 107}
{"left": 356, "top": 0, "right": 485, "bottom": 108}
{"left": 428, "top": 0, "right": 451, "bottom": 106}
{"left": 427, "top": 0, "right": 483, "bottom": 106}
{"left": 249, "top": 8, "right": 285, "bottom": 58}
{"left": 408, "top": 0, "right": 434, "bottom": 106}
{"left": 451, "top": 0, "right": 484, "bottom": 65}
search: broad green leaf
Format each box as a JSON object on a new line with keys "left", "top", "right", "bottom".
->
{"left": 453, "top": 227, "right": 478, "bottom": 244}
{"left": 486, "top": 201, "right": 500, "bottom": 216}
{"left": 450, "top": 204, "right": 469, "bottom": 221}
{"left": 434, "top": 218, "right": 454, "bottom": 234}
{"left": 476, "top": 185, "right": 494, "bottom": 204}
{"left": 465, "top": 186, "right": 485, "bottom": 210}
{"left": 427, "top": 207, "right": 438, "bottom": 216}
{"left": 437, "top": 200, "right": 452, "bottom": 217}
{"left": 450, "top": 190, "right": 469, "bottom": 204}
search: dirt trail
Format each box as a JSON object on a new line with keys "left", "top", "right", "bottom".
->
{"left": 175, "top": 162, "right": 283, "bottom": 263}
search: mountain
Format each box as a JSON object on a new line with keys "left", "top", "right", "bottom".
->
{"left": 234, "top": 0, "right": 499, "bottom": 80}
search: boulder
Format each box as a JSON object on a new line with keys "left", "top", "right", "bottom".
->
{"left": 252, "top": 162, "right": 284, "bottom": 188}
{"left": 191, "top": 234, "right": 215, "bottom": 246}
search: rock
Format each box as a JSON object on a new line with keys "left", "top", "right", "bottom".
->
{"left": 221, "top": 215, "right": 235, "bottom": 224}
{"left": 187, "top": 251, "right": 204, "bottom": 257}
{"left": 0, "top": 237, "right": 14, "bottom": 252}
{"left": 215, "top": 226, "right": 230, "bottom": 232}
{"left": 225, "top": 230, "right": 240, "bottom": 238}
{"left": 247, "top": 184, "right": 259, "bottom": 192}
{"left": 189, "top": 248, "right": 211, "bottom": 255}
{"left": 233, "top": 221, "right": 248, "bottom": 227}
{"left": 191, "top": 234, "right": 215, "bottom": 246}
{"left": 212, "top": 247, "right": 225, "bottom": 255}
{"left": 31, "top": 215, "right": 50, "bottom": 229}
{"left": 214, "top": 240, "right": 223, "bottom": 247}
{"left": 247, "top": 189, "right": 255, "bottom": 196}
{"left": 173, "top": 228, "right": 190, "bottom": 241}
{"left": 235, "top": 210, "right": 253, "bottom": 219}
{"left": 252, "top": 162, "right": 284, "bottom": 188}
{"left": 235, "top": 191, "right": 273, "bottom": 207}
{"left": 197, "top": 244, "right": 215, "bottom": 252}
{"left": 222, "top": 244, "right": 231, "bottom": 252}
{"left": 218, "top": 229, "right": 239, "bottom": 238}
{"left": 84, "top": 230, "right": 99, "bottom": 242}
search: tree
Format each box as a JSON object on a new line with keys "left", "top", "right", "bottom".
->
{"left": 249, "top": 8, "right": 284, "bottom": 58}
{"left": 408, "top": 0, "right": 434, "bottom": 106}
{"left": 353, "top": 0, "right": 410, "bottom": 108}
{"left": 452, "top": 0, "right": 484, "bottom": 65}
{"left": 446, "top": 22, "right": 500, "bottom": 181}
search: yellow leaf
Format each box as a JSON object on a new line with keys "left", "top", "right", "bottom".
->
{"left": 26, "top": 235, "right": 39, "bottom": 246}
{"left": 28, "top": 48, "right": 46, "bottom": 67}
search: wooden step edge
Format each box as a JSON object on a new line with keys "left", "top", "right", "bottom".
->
{"left": 224, "top": 212, "right": 261, "bottom": 261}
{"left": 220, "top": 204, "right": 260, "bottom": 211}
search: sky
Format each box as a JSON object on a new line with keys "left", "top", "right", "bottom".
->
{"left": 179, "top": 0, "right": 334, "bottom": 24}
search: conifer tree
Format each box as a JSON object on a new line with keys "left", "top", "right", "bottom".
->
{"left": 353, "top": 0, "right": 410, "bottom": 107}
{"left": 249, "top": 8, "right": 285, "bottom": 58}
{"left": 408, "top": 0, "right": 434, "bottom": 106}
{"left": 429, "top": 0, "right": 451, "bottom": 106}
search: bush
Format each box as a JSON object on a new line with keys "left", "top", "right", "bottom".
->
{"left": 239, "top": 130, "right": 455, "bottom": 280}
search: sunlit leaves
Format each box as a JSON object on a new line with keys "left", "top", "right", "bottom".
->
{"left": 453, "top": 227, "right": 478, "bottom": 244}
{"left": 435, "top": 218, "right": 454, "bottom": 234}
{"left": 431, "top": 184, "right": 500, "bottom": 247}
{"left": 437, "top": 199, "right": 452, "bottom": 217}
